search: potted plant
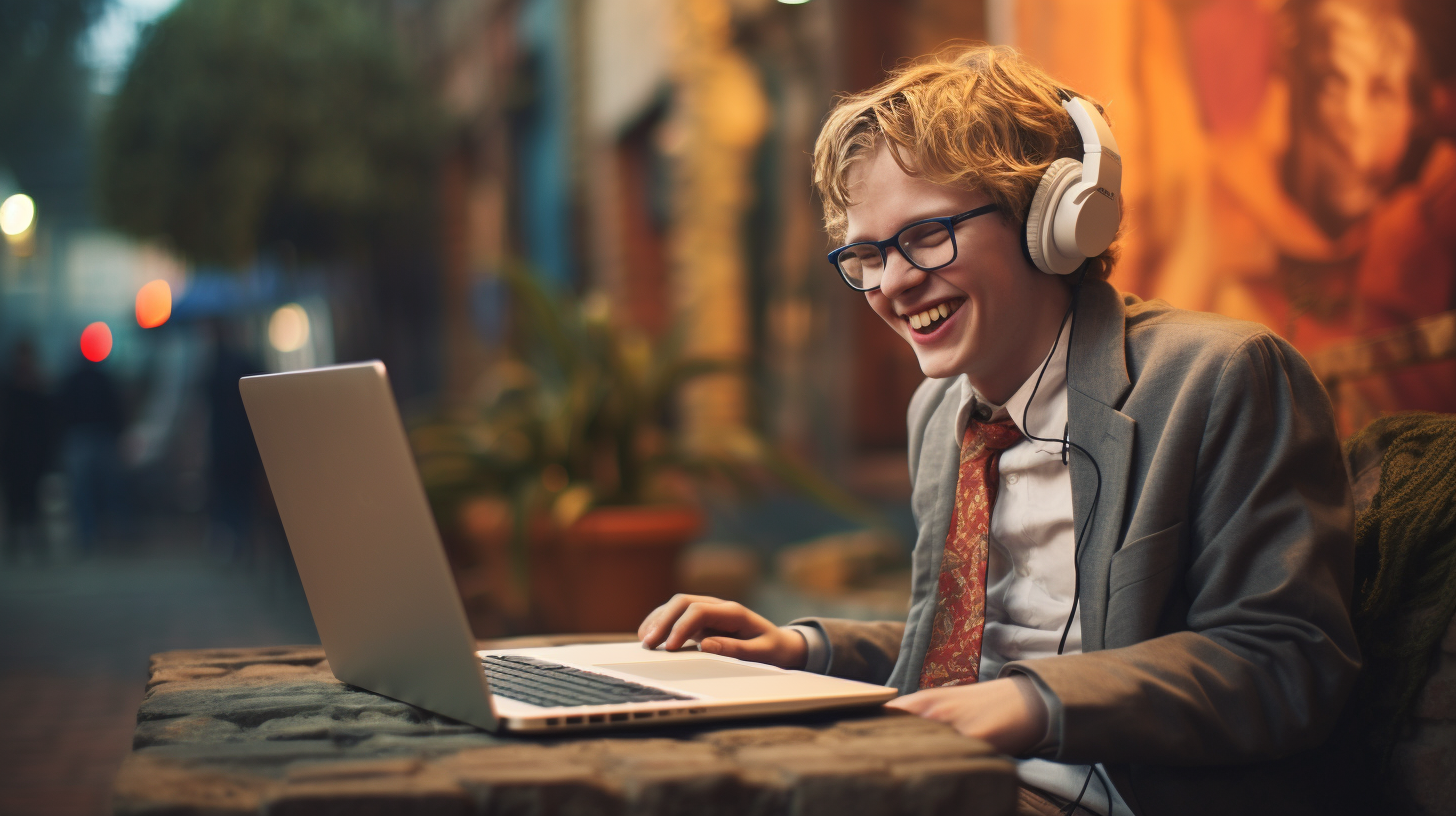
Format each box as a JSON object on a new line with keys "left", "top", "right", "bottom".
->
{"left": 414, "top": 267, "right": 868, "bottom": 635}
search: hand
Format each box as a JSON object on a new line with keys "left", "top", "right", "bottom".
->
{"left": 885, "top": 676, "right": 1048, "bottom": 756}
{"left": 637, "top": 594, "right": 808, "bottom": 669}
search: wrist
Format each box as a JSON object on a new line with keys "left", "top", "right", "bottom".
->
{"left": 780, "top": 626, "right": 808, "bottom": 669}
{"left": 1005, "top": 675, "right": 1050, "bottom": 756}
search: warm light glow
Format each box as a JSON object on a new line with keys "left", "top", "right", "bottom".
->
{"left": 80, "top": 322, "right": 113, "bottom": 362}
{"left": 268, "top": 303, "right": 310, "bottom": 352}
{"left": 135, "top": 279, "right": 173, "bottom": 328}
{"left": 0, "top": 194, "right": 35, "bottom": 236}
{"left": 777, "top": 0, "right": 811, "bottom": 4}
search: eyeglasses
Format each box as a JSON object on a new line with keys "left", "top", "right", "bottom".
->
{"left": 826, "top": 204, "right": 999, "bottom": 291}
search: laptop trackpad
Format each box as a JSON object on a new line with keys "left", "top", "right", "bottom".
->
{"left": 596, "top": 660, "right": 782, "bottom": 681}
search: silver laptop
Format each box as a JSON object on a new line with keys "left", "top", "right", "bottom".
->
{"left": 239, "top": 361, "right": 896, "bottom": 732}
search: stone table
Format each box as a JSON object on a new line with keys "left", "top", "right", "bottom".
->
{"left": 113, "top": 637, "right": 1016, "bottom": 816}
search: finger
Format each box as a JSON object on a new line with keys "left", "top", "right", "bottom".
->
{"left": 661, "top": 601, "right": 734, "bottom": 650}
{"left": 639, "top": 600, "right": 680, "bottom": 643}
{"left": 640, "top": 594, "right": 720, "bottom": 648}
{"left": 885, "top": 693, "right": 929, "bottom": 714}
{"left": 637, "top": 605, "right": 662, "bottom": 641}
{"left": 662, "top": 601, "right": 754, "bottom": 651}
{"left": 884, "top": 689, "right": 948, "bottom": 715}
{"left": 698, "top": 633, "right": 773, "bottom": 662}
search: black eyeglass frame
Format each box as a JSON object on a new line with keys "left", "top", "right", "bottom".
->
{"left": 826, "top": 203, "right": 1000, "bottom": 292}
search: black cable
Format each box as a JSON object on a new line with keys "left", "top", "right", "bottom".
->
{"left": 1026, "top": 90, "right": 1117, "bottom": 816}
{"left": 1093, "top": 766, "right": 1114, "bottom": 807}
{"left": 1059, "top": 769, "right": 1096, "bottom": 816}
{"left": 1016, "top": 262, "right": 1101, "bottom": 656}
{"left": 1056, "top": 766, "right": 1115, "bottom": 816}
{"left": 1020, "top": 262, "right": 1109, "bottom": 816}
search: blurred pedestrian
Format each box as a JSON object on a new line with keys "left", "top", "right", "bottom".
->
{"left": 0, "top": 339, "right": 57, "bottom": 564}
{"left": 57, "top": 352, "right": 126, "bottom": 556}
{"left": 203, "top": 319, "right": 264, "bottom": 562}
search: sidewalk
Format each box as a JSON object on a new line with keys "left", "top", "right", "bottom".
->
{"left": 0, "top": 552, "right": 316, "bottom": 816}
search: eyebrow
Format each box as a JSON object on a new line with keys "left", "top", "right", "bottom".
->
{"left": 846, "top": 207, "right": 970, "bottom": 244}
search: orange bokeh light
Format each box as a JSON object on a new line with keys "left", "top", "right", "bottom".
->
{"left": 80, "top": 322, "right": 113, "bottom": 362}
{"left": 136, "top": 279, "right": 172, "bottom": 328}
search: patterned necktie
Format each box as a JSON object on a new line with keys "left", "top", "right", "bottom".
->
{"left": 918, "top": 416, "right": 1023, "bottom": 689}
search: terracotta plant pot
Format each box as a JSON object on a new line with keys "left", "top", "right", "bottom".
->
{"left": 455, "top": 496, "right": 556, "bottom": 637}
{"left": 555, "top": 505, "right": 704, "bottom": 634}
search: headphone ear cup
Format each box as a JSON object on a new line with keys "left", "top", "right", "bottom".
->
{"left": 1025, "top": 158, "right": 1085, "bottom": 275}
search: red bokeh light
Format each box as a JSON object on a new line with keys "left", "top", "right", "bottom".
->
{"left": 80, "top": 322, "right": 112, "bottom": 362}
{"left": 136, "top": 279, "right": 172, "bottom": 328}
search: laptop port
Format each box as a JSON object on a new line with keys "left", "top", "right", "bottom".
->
{"left": 545, "top": 718, "right": 559, "bottom": 726}
{"left": 609, "top": 713, "right": 628, "bottom": 722}
{"left": 632, "top": 712, "right": 653, "bottom": 719}
{"left": 588, "top": 714, "right": 605, "bottom": 724}
{"left": 689, "top": 708, "right": 706, "bottom": 715}
{"left": 565, "top": 716, "right": 583, "bottom": 725}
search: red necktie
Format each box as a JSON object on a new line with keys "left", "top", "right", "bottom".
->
{"left": 918, "top": 417, "right": 1023, "bottom": 689}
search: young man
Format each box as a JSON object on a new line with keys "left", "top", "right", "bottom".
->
{"left": 638, "top": 46, "right": 1359, "bottom": 816}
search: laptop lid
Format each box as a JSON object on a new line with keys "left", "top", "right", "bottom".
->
{"left": 240, "top": 361, "right": 498, "bottom": 730}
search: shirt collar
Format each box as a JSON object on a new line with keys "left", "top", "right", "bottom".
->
{"left": 954, "top": 316, "right": 1071, "bottom": 450}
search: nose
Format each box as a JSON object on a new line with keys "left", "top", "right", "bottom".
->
{"left": 876, "top": 245, "right": 925, "bottom": 298}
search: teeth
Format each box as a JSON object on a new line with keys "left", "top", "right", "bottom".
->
{"left": 906, "top": 301, "right": 960, "bottom": 331}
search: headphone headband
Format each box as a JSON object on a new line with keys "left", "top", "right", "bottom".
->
{"left": 1061, "top": 97, "right": 1121, "bottom": 209}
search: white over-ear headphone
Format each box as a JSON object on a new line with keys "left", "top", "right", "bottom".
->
{"left": 1024, "top": 92, "right": 1123, "bottom": 275}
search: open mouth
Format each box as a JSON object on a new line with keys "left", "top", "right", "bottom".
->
{"left": 905, "top": 299, "right": 962, "bottom": 335}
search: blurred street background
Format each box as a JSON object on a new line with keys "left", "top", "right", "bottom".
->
{"left": 3, "top": 0, "right": 1455, "bottom": 812}
{"left": 0, "top": 1, "right": 966, "bottom": 811}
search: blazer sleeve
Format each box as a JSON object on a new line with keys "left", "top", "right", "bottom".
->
{"left": 786, "top": 618, "right": 905, "bottom": 684}
{"left": 1005, "top": 333, "right": 1361, "bottom": 765}
{"left": 784, "top": 377, "right": 946, "bottom": 686}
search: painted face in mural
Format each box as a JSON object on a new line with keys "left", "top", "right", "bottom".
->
{"left": 845, "top": 142, "right": 1071, "bottom": 405}
{"left": 1291, "top": 0, "right": 1419, "bottom": 234}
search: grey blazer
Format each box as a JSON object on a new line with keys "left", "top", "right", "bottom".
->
{"left": 799, "top": 282, "right": 1361, "bottom": 815}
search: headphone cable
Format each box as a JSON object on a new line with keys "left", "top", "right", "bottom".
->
{"left": 1016, "top": 262, "right": 1101, "bottom": 656}
{"left": 1018, "top": 263, "right": 1109, "bottom": 816}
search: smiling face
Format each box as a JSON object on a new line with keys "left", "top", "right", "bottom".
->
{"left": 847, "top": 142, "right": 1072, "bottom": 404}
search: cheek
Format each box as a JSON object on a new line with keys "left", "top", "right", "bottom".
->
{"left": 866, "top": 293, "right": 905, "bottom": 333}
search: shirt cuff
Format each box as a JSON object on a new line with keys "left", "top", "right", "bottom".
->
{"left": 784, "top": 624, "right": 830, "bottom": 674}
{"left": 1007, "top": 671, "right": 1062, "bottom": 757}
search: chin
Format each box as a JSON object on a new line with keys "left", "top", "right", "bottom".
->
{"left": 910, "top": 347, "right": 963, "bottom": 381}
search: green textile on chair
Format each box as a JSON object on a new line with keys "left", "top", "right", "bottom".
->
{"left": 1343, "top": 412, "right": 1456, "bottom": 777}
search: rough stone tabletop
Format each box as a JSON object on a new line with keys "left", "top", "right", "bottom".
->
{"left": 113, "top": 637, "right": 1016, "bottom": 815}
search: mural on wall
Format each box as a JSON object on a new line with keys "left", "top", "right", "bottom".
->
{"left": 1011, "top": 0, "right": 1456, "bottom": 432}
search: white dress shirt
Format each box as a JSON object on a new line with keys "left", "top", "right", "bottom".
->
{"left": 956, "top": 320, "right": 1081, "bottom": 683}
{"left": 951, "top": 320, "right": 1131, "bottom": 816}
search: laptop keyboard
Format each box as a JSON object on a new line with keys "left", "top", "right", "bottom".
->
{"left": 481, "top": 655, "right": 694, "bottom": 708}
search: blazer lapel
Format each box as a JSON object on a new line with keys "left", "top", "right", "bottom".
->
{"left": 1066, "top": 282, "right": 1136, "bottom": 652}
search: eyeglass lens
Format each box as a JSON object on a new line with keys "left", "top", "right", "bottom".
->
{"left": 837, "top": 220, "right": 956, "bottom": 289}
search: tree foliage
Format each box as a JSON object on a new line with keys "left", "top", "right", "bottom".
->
{"left": 0, "top": 0, "right": 107, "bottom": 218}
{"left": 96, "top": 0, "right": 445, "bottom": 267}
